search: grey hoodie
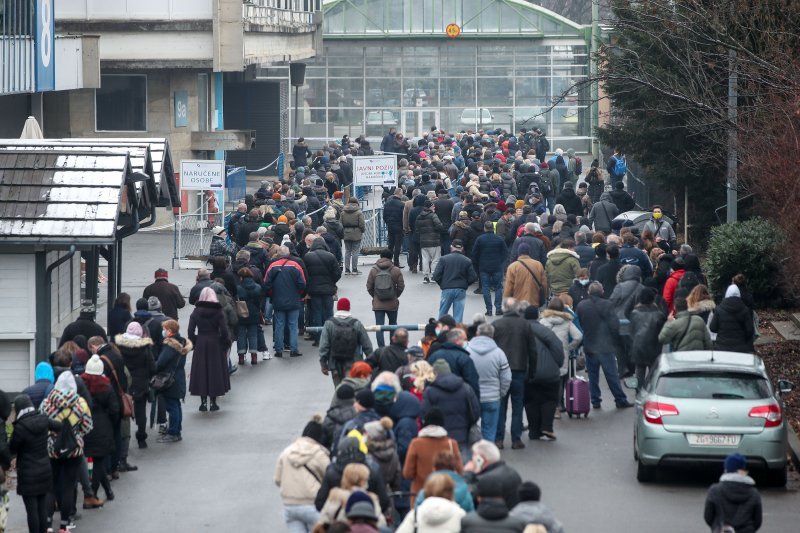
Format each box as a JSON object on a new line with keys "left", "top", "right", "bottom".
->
{"left": 510, "top": 501, "right": 564, "bottom": 533}
{"left": 466, "top": 336, "right": 512, "bottom": 402}
{"left": 587, "top": 192, "right": 619, "bottom": 233}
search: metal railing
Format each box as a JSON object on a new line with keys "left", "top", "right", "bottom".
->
{"left": 361, "top": 207, "right": 386, "bottom": 249}
{"left": 173, "top": 211, "right": 225, "bottom": 267}
{"left": 625, "top": 166, "right": 650, "bottom": 210}
{"left": 243, "top": 0, "right": 320, "bottom": 30}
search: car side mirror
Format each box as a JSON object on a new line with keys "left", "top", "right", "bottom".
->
{"left": 778, "top": 380, "right": 795, "bottom": 394}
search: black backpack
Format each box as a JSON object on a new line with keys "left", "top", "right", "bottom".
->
{"left": 679, "top": 271, "right": 701, "bottom": 293}
{"left": 330, "top": 318, "right": 359, "bottom": 360}
{"left": 52, "top": 414, "right": 79, "bottom": 459}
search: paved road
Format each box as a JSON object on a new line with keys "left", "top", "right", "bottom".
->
{"left": 6, "top": 232, "right": 799, "bottom": 532}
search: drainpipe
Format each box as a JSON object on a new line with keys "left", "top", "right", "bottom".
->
{"left": 40, "top": 245, "right": 77, "bottom": 358}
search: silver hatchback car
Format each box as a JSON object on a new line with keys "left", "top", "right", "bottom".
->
{"left": 633, "top": 351, "right": 794, "bottom": 486}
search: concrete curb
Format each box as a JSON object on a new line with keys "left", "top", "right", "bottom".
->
{"left": 788, "top": 423, "right": 800, "bottom": 471}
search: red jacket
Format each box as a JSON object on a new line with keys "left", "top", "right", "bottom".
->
{"left": 663, "top": 269, "right": 686, "bottom": 314}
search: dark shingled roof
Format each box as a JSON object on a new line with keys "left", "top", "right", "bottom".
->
{"left": 0, "top": 150, "right": 137, "bottom": 244}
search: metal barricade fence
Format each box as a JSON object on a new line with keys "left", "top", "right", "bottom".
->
{"left": 173, "top": 211, "right": 225, "bottom": 268}
{"left": 361, "top": 207, "right": 386, "bottom": 249}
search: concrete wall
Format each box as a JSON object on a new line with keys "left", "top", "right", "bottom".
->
{"left": 0, "top": 94, "right": 32, "bottom": 137}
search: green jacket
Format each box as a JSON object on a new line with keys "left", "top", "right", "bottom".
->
{"left": 544, "top": 248, "right": 580, "bottom": 294}
{"left": 658, "top": 311, "right": 712, "bottom": 351}
{"left": 319, "top": 313, "right": 374, "bottom": 368}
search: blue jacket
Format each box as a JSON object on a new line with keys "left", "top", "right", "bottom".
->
{"left": 471, "top": 232, "right": 508, "bottom": 274}
{"left": 155, "top": 336, "right": 192, "bottom": 400}
{"left": 263, "top": 257, "right": 306, "bottom": 311}
{"left": 389, "top": 391, "right": 420, "bottom": 462}
{"left": 236, "top": 278, "right": 262, "bottom": 325}
{"left": 576, "top": 296, "right": 620, "bottom": 355}
{"left": 22, "top": 380, "right": 53, "bottom": 410}
{"left": 427, "top": 343, "right": 481, "bottom": 402}
{"left": 382, "top": 196, "right": 405, "bottom": 232}
{"left": 415, "top": 469, "right": 475, "bottom": 513}
{"left": 575, "top": 243, "right": 595, "bottom": 268}
{"left": 619, "top": 244, "right": 653, "bottom": 278}
{"left": 421, "top": 374, "right": 480, "bottom": 446}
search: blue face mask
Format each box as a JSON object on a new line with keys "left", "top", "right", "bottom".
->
{"left": 162, "top": 330, "right": 169, "bottom": 338}
{"left": 579, "top": 279, "right": 590, "bottom": 286}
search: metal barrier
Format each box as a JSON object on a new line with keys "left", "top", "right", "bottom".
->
{"left": 361, "top": 207, "right": 386, "bottom": 249}
{"left": 306, "top": 324, "right": 426, "bottom": 333}
{"left": 173, "top": 211, "right": 224, "bottom": 268}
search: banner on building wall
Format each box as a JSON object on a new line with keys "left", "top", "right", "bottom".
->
{"left": 353, "top": 155, "right": 397, "bottom": 187}
{"left": 35, "top": 0, "right": 55, "bottom": 92}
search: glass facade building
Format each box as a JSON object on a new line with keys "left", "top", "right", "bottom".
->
{"left": 260, "top": 0, "right": 593, "bottom": 152}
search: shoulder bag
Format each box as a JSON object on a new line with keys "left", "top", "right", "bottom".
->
{"left": 150, "top": 344, "right": 184, "bottom": 393}
{"left": 517, "top": 258, "right": 548, "bottom": 307}
{"left": 101, "top": 355, "right": 134, "bottom": 418}
{"left": 235, "top": 299, "right": 250, "bottom": 319}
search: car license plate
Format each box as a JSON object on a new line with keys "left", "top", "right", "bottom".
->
{"left": 686, "top": 434, "right": 741, "bottom": 446}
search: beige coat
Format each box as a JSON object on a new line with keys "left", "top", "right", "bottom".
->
{"left": 274, "top": 436, "right": 330, "bottom": 505}
{"left": 504, "top": 256, "right": 548, "bottom": 307}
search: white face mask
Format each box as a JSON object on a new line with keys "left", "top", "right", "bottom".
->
{"left": 579, "top": 279, "right": 590, "bottom": 286}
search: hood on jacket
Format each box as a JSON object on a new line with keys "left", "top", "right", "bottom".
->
{"left": 163, "top": 337, "right": 193, "bottom": 355}
{"left": 309, "top": 239, "right": 330, "bottom": 252}
{"left": 287, "top": 436, "right": 328, "bottom": 469}
{"left": 467, "top": 335, "right": 499, "bottom": 356}
{"left": 719, "top": 296, "right": 749, "bottom": 313}
{"left": 547, "top": 247, "right": 580, "bottom": 263}
{"left": 390, "top": 390, "right": 421, "bottom": 420}
{"left": 374, "top": 257, "right": 394, "bottom": 270}
{"left": 717, "top": 473, "right": 757, "bottom": 503}
{"left": 431, "top": 373, "right": 465, "bottom": 394}
{"left": 689, "top": 299, "right": 716, "bottom": 313}
{"left": 417, "top": 496, "right": 465, "bottom": 526}
{"left": 418, "top": 425, "right": 448, "bottom": 438}
{"left": 618, "top": 264, "right": 642, "bottom": 283}
{"left": 540, "top": 309, "right": 573, "bottom": 324}
{"left": 599, "top": 192, "right": 612, "bottom": 202}
{"left": 113, "top": 334, "right": 154, "bottom": 349}
{"left": 343, "top": 203, "right": 361, "bottom": 214}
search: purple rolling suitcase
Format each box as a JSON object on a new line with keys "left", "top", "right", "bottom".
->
{"left": 566, "top": 357, "right": 590, "bottom": 418}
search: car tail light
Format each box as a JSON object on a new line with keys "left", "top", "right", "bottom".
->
{"left": 643, "top": 401, "right": 679, "bottom": 425}
{"left": 748, "top": 404, "right": 782, "bottom": 428}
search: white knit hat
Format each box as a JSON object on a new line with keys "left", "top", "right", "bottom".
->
{"left": 85, "top": 354, "right": 104, "bottom": 376}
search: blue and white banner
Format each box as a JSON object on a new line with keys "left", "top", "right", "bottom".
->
{"left": 35, "top": 0, "right": 55, "bottom": 92}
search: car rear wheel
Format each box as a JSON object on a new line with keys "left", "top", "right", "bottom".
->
{"left": 636, "top": 459, "right": 657, "bottom": 483}
{"left": 762, "top": 466, "right": 787, "bottom": 488}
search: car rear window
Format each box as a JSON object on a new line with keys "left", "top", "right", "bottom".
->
{"left": 655, "top": 371, "right": 770, "bottom": 399}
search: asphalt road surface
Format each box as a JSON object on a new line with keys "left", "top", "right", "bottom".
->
{"left": 6, "top": 232, "right": 798, "bottom": 532}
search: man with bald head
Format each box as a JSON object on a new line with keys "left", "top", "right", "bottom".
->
{"left": 365, "top": 328, "right": 409, "bottom": 374}
{"left": 188, "top": 268, "right": 215, "bottom": 305}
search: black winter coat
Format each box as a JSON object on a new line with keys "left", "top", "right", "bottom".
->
{"left": 9, "top": 412, "right": 60, "bottom": 495}
{"left": 493, "top": 313, "right": 538, "bottom": 372}
{"left": 434, "top": 198, "right": 454, "bottom": 230}
{"left": 114, "top": 335, "right": 156, "bottom": 399}
{"left": 303, "top": 241, "right": 341, "bottom": 296}
{"left": 421, "top": 374, "right": 480, "bottom": 446}
{"left": 156, "top": 336, "right": 192, "bottom": 399}
{"left": 710, "top": 297, "right": 755, "bottom": 353}
{"left": 315, "top": 443, "right": 390, "bottom": 512}
{"left": 609, "top": 189, "right": 636, "bottom": 213}
{"left": 107, "top": 305, "right": 132, "bottom": 339}
{"left": 629, "top": 304, "right": 667, "bottom": 366}
{"left": 704, "top": 475, "right": 762, "bottom": 533}
{"left": 556, "top": 188, "right": 583, "bottom": 217}
{"left": 414, "top": 208, "right": 443, "bottom": 247}
{"left": 382, "top": 196, "right": 405, "bottom": 232}
{"left": 576, "top": 296, "right": 620, "bottom": 356}
{"left": 427, "top": 343, "right": 481, "bottom": 401}
{"left": 465, "top": 460, "right": 523, "bottom": 509}
{"left": 58, "top": 318, "right": 107, "bottom": 347}
{"left": 471, "top": 232, "right": 508, "bottom": 274}
{"left": 568, "top": 280, "right": 590, "bottom": 308}
{"left": 82, "top": 380, "right": 120, "bottom": 458}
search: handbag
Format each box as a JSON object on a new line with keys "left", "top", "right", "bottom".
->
{"left": 235, "top": 299, "right": 250, "bottom": 319}
{"left": 150, "top": 341, "right": 184, "bottom": 393}
{"left": 101, "top": 355, "right": 134, "bottom": 418}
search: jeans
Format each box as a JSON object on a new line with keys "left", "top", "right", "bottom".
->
{"left": 237, "top": 323, "right": 259, "bottom": 354}
{"left": 545, "top": 196, "right": 556, "bottom": 213}
{"left": 480, "top": 271, "right": 504, "bottom": 312}
{"left": 438, "top": 288, "right": 466, "bottom": 323}
{"left": 585, "top": 352, "right": 629, "bottom": 405}
{"left": 524, "top": 380, "right": 559, "bottom": 437}
{"left": 344, "top": 240, "right": 362, "bottom": 271}
{"left": 480, "top": 400, "right": 501, "bottom": 441}
{"left": 309, "top": 294, "right": 334, "bottom": 342}
{"left": 264, "top": 297, "right": 274, "bottom": 322}
{"left": 387, "top": 229, "right": 404, "bottom": 266}
{"left": 164, "top": 396, "right": 183, "bottom": 436}
{"left": 283, "top": 504, "right": 320, "bottom": 533}
{"left": 274, "top": 308, "right": 300, "bottom": 353}
{"left": 374, "top": 310, "right": 398, "bottom": 348}
{"left": 421, "top": 246, "right": 441, "bottom": 276}
{"left": 496, "top": 370, "right": 526, "bottom": 442}
{"left": 22, "top": 494, "right": 47, "bottom": 533}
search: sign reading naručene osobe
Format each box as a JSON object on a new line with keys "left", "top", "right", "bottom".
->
{"left": 180, "top": 160, "right": 225, "bottom": 190}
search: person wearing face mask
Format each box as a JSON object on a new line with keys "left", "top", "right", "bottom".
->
{"left": 154, "top": 320, "right": 193, "bottom": 443}
{"left": 568, "top": 268, "right": 592, "bottom": 308}
{"left": 642, "top": 206, "right": 677, "bottom": 253}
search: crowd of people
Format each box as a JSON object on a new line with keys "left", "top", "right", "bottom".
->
{"left": 0, "top": 126, "right": 765, "bottom": 533}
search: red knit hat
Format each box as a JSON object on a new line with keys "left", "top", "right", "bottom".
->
{"left": 337, "top": 297, "right": 351, "bottom": 311}
{"left": 154, "top": 268, "right": 168, "bottom": 280}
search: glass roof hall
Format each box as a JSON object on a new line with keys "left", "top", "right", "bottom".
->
{"left": 323, "top": 0, "right": 587, "bottom": 39}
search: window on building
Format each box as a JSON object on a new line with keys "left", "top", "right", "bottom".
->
{"left": 95, "top": 75, "right": 147, "bottom": 131}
